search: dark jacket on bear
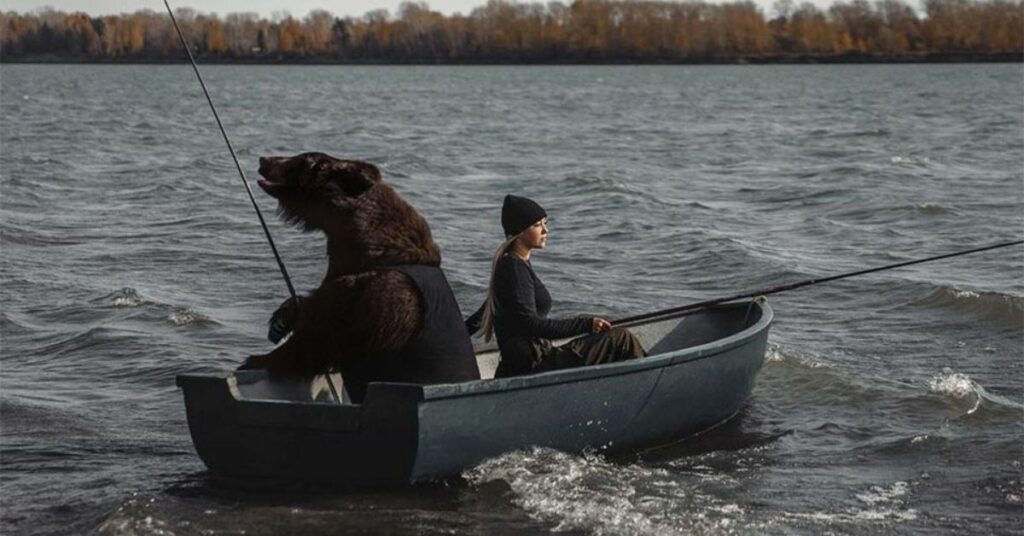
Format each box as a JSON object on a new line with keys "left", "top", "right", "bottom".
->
{"left": 342, "top": 265, "right": 480, "bottom": 403}
{"left": 466, "top": 254, "right": 591, "bottom": 377}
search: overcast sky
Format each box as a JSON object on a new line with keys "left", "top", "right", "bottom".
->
{"left": 3, "top": 0, "right": 837, "bottom": 19}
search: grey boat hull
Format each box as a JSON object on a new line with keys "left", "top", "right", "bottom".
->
{"left": 177, "top": 301, "right": 772, "bottom": 486}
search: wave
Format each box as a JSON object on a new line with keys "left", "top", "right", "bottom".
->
{"left": 761, "top": 346, "right": 1024, "bottom": 436}
{"left": 110, "top": 287, "right": 145, "bottom": 308}
{"left": 0, "top": 224, "right": 87, "bottom": 246}
{"left": 0, "top": 397, "right": 97, "bottom": 437}
{"left": 918, "top": 286, "right": 1024, "bottom": 325}
{"left": 764, "top": 345, "right": 828, "bottom": 370}
{"left": 558, "top": 174, "right": 628, "bottom": 194}
{"left": 930, "top": 369, "right": 982, "bottom": 416}
{"left": 19, "top": 326, "right": 126, "bottom": 361}
{"left": 830, "top": 128, "right": 891, "bottom": 138}
{"left": 928, "top": 368, "right": 978, "bottom": 402}
{"left": 93, "top": 497, "right": 168, "bottom": 536}
{"left": 100, "top": 288, "right": 215, "bottom": 327}
{"left": 914, "top": 202, "right": 947, "bottom": 214}
{"left": 465, "top": 447, "right": 745, "bottom": 535}
{"left": 891, "top": 155, "right": 929, "bottom": 167}
{"left": 166, "top": 308, "right": 209, "bottom": 327}
{"left": 928, "top": 367, "right": 1024, "bottom": 418}
{"left": 780, "top": 480, "right": 918, "bottom": 525}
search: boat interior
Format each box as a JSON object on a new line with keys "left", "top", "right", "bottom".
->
{"left": 231, "top": 301, "right": 765, "bottom": 404}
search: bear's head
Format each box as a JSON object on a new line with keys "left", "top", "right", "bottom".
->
{"left": 258, "top": 152, "right": 440, "bottom": 272}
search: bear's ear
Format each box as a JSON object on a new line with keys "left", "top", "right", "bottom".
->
{"left": 326, "top": 160, "right": 381, "bottom": 198}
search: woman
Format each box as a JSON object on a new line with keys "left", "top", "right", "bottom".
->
{"left": 466, "top": 194, "right": 646, "bottom": 378}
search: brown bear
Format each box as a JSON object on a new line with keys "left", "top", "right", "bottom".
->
{"left": 241, "top": 152, "right": 481, "bottom": 402}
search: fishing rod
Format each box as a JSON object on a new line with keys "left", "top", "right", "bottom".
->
{"left": 162, "top": 0, "right": 296, "bottom": 301}
{"left": 612, "top": 240, "right": 1023, "bottom": 326}
{"left": 163, "top": 3, "right": 346, "bottom": 403}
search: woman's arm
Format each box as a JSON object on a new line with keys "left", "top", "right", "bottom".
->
{"left": 495, "top": 258, "right": 591, "bottom": 339}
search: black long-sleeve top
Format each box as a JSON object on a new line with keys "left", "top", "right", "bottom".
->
{"left": 466, "top": 254, "right": 591, "bottom": 376}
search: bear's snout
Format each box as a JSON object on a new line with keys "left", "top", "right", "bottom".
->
{"left": 257, "top": 156, "right": 290, "bottom": 197}
{"left": 258, "top": 156, "right": 282, "bottom": 179}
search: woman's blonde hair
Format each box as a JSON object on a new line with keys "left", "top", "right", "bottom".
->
{"left": 480, "top": 234, "right": 520, "bottom": 342}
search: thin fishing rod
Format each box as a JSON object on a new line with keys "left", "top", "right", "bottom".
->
{"left": 162, "top": 0, "right": 296, "bottom": 300}
{"left": 613, "top": 240, "right": 1023, "bottom": 326}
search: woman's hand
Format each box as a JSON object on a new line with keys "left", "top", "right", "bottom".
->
{"left": 592, "top": 317, "right": 612, "bottom": 333}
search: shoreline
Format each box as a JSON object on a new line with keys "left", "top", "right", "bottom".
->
{"left": 3, "top": 52, "right": 1021, "bottom": 65}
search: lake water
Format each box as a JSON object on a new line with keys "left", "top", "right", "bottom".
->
{"left": 1, "top": 64, "right": 1022, "bottom": 535}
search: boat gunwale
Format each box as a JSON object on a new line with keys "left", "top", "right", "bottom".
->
{"left": 176, "top": 301, "right": 773, "bottom": 406}
{"left": 417, "top": 300, "right": 773, "bottom": 400}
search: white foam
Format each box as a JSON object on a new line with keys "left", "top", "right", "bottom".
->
{"left": 782, "top": 481, "right": 917, "bottom": 525}
{"left": 764, "top": 346, "right": 826, "bottom": 369}
{"left": 94, "top": 498, "right": 178, "bottom": 536}
{"left": 465, "top": 447, "right": 744, "bottom": 535}
{"left": 167, "top": 309, "right": 204, "bottom": 326}
{"left": 856, "top": 481, "right": 909, "bottom": 505}
{"left": 928, "top": 368, "right": 978, "bottom": 400}
{"left": 113, "top": 287, "right": 143, "bottom": 307}
{"left": 952, "top": 289, "right": 980, "bottom": 299}
{"left": 891, "top": 156, "right": 920, "bottom": 166}
{"left": 714, "top": 504, "right": 744, "bottom": 514}
{"left": 915, "top": 201, "right": 945, "bottom": 213}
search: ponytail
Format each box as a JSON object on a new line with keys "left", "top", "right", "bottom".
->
{"left": 480, "top": 235, "right": 519, "bottom": 342}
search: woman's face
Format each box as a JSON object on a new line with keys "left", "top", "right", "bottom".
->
{"left": 518, "top": 218, "right": 548, "bottom": 250}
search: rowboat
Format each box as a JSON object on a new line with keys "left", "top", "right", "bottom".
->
{"left": 176, "top": 300, "right": 773, "bottom": 486}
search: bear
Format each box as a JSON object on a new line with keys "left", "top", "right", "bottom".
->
{"left": 241, "top": 152, "right": 481, "bottom": 402}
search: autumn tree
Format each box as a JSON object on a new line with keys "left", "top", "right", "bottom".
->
{"left": 0, "top": 1, "right": 1020, "bottom": 62}
{"left": 225, "top": 12, "right": 260, "bottom": 55}
{"left": 304, "top": 9, "right": 334, "bottom": 55}
{"left": 277, "top": 16, "right": 304, "bottom": 55}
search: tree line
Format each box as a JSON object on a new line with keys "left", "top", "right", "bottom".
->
{"left": 1, "top": 0, "right": 1021, "bottom": 63}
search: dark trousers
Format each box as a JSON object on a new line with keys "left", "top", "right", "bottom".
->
{"left": 530, "top": 327, "right": 647, "bottom": 374}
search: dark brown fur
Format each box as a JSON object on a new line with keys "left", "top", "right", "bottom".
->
{"left": 243, "top": 152, "right": 439, "bottom": 379}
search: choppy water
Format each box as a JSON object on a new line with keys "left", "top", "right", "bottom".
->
{"left": 1, "top": 64, "right": 1022, "bottom": 535}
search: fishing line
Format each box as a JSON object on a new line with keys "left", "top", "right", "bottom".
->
{"left": 162, "top": 0, "right": 296, "bottom": 300}
{"left": 163, "top": 2, "right": 344, "bottom": 403}
{"left": 614, "top": 240, "right": 1024, "bottom": 325}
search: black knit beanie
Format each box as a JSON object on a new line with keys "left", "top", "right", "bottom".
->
{"left": 501, "top": 194, "right": 547, "bottom": 237}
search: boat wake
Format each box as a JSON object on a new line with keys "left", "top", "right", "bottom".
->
{"left": 779, "top": 480, "right": 918, "bottom": 525}
{"left": 464, "top": 447, "right": 745, "bottom": 535}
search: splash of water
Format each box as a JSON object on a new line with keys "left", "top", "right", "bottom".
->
{"left": 167, "top": 308, "right": 206, "bottom": 326}
{"left": 929, "top": 368, "right": 982, "bottom": 415}
{"left": 891, "top": 155, "right": 923, "bottom": 166}
{"left": 465, "top": 447, "right": 743, "bottom": 536}
{"left": 765, "top": 345, "right": 827, "bottom": 369}
{"left": 928, "top": 368, "right": 978, "bottom": 400}
{"left": 112, "top": 287, "right": 143, "bottom": 307}
{"left": 783, "top": 481, "right": 918, "bottom": 524}
{"left": 95, "top": 496, "right": 177, "bottom": 536}
{"left": 914, "top": 202, "right": 946, "bottom": 214}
